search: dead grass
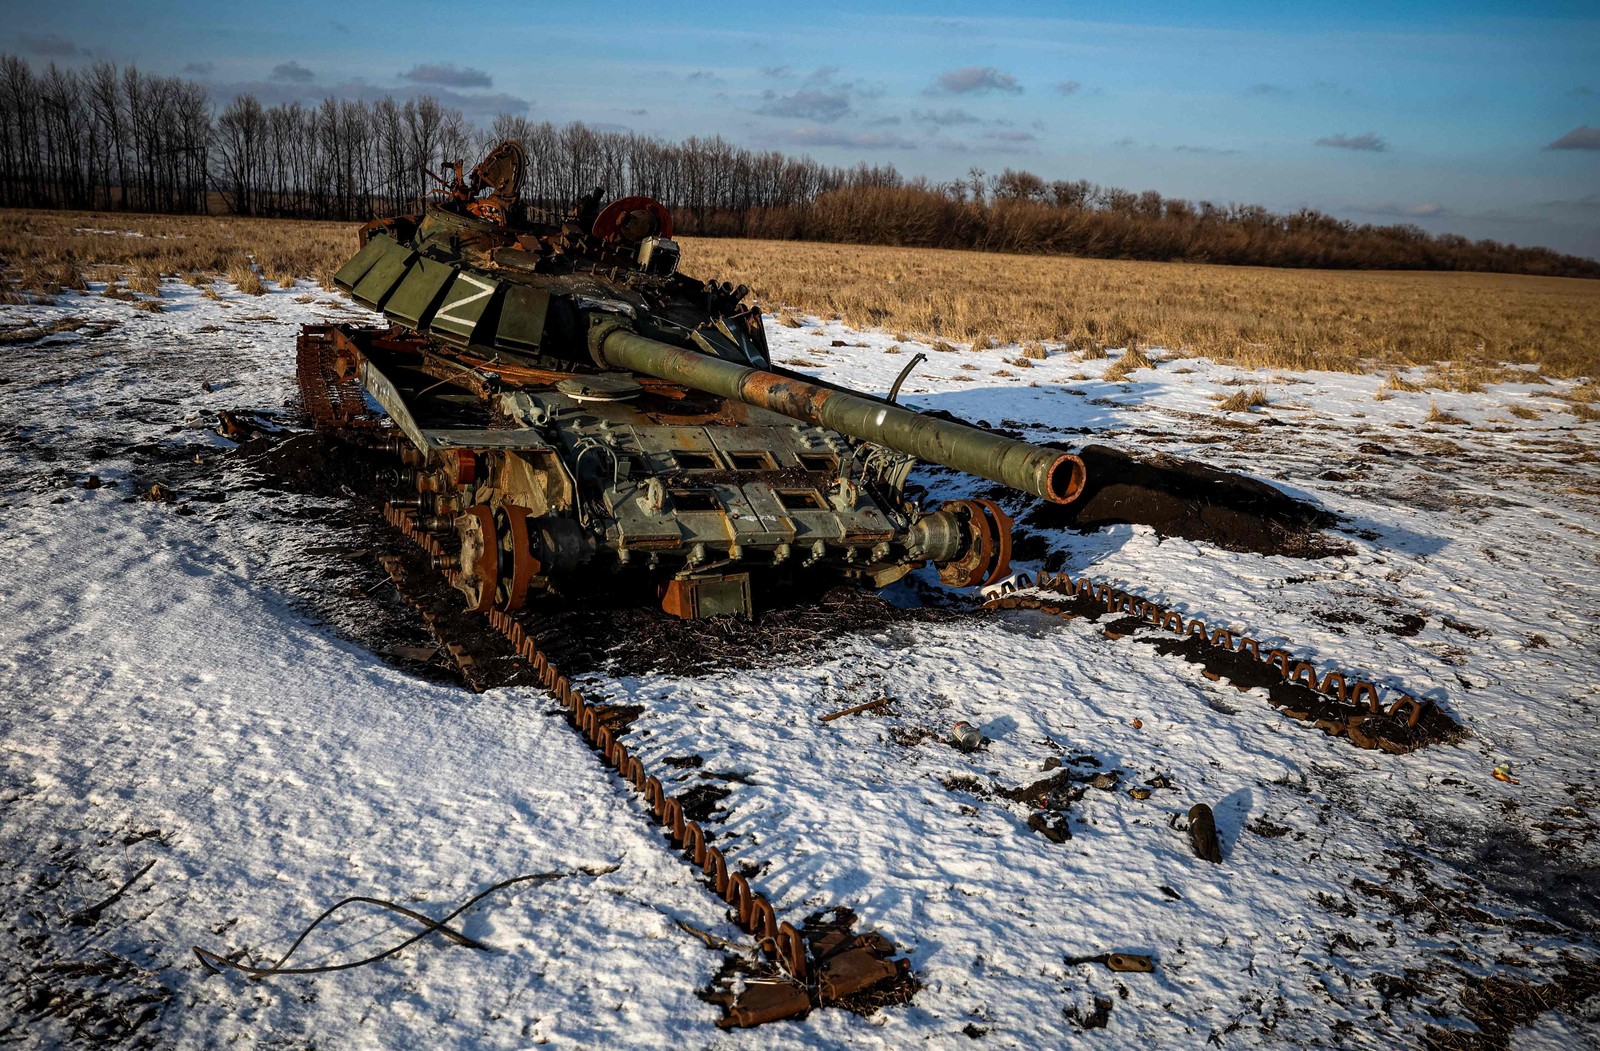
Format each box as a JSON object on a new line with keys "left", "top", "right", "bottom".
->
{"left": 228, "top": 262, "right": 266, "bottom": 296}
{"left": 126, "top": 267, "right": 162, "bottom": 296}
{"left": 0, "top": 208, "right": 357, "bottom": 296}
{"left": 679, "top": 236, "right": 1600, "bottom": 378}
{"left": 1382, "top": 371, "right": 1424, "bottom": 393}
{"left": 1020, "top": 341, "right": 1048, "bottom": 359}
{"left": 1217, "top": 387, "right": 1269, "bottom": 412}
{"left": 1103, "top": 344, "right": 1155, "bottom": 382}
{"left": 1507, "top": 403, "right": 1541, "bottom": 420}
{"left": 1425, "top": 364, "right": 1492, "bottom": 393}
{"left": 4, "top": 210, "right": 1595, "bottom": 380}
{"left": 12, "top": 259, "right": 87, "bottom": 298}
{"left": 1426, "top": 402, "right": 1469, "bottom": 425}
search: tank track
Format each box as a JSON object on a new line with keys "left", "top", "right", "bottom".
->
{"left": 982, "top": 574, "right": 1461, "bottom": 753}
{"left": 294, "top": 326, "right": 382, "bottom": 433}
{"left": 377, "top": 503, "right": 915, "bottom": 1026}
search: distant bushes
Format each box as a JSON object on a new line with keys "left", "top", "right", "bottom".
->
{"left": 726, "top": 184, "right": 1598, "bottom": 278}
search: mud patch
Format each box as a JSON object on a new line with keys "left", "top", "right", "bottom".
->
{"left": 0, "top": 810, "right": 175, "bottom": 1049}
{"left": 677, "top": 782, "right": 733, "bottom": 824}
{"left": 1023, "top": 444, "right": 1345, "bottom": 558}
{"left": 232, "top": 429, "right": 389, "bottom": 496}
{"left": 527, "top": 588, "right": 961, "bottom": 680}
{"left": 1423, "top": 956, "right": 1600, "bottom": 1050}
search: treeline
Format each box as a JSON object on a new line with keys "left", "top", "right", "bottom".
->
{"left": 0, "top": 56, "right": 209, "bottom": 213}
{"left": 748, "top": 181, "right": 1593, "bottom": 275}
{"left": 0, "top": 54, "right": 884, "bottom": 226}
{"left": 1, "top": 54, "right": 1594, "bottom": 277}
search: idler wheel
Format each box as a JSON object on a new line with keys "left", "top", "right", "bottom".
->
{"left": 454, "top": 506, "right": 499, "bottom": 613}
{"left": 493, "top": 505, "right": 541, "bottom": 612}
{"left": 937, "top": 498, "right": 1015, "bottom": 588}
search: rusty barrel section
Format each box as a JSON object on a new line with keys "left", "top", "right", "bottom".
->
{"left": 590, "top": 322, "right": 1087, "bottom": 505}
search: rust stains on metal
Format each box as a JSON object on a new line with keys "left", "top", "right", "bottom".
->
{"left": 937, "top": 499, "right": 1015, "bottom": 588}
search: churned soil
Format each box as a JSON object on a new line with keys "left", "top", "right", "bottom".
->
{"left": 1025, "top": 443, "right": 1346, "bottom": 558}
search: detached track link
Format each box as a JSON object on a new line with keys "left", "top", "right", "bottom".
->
{"left": 984, "top": 572, "right": 1460, "bottom": 753}
{"left": 376, "top": 501, "right": 910, "bottom": 1027}
{"left": 296, "top": 326, "right": 382, "bottom": 433}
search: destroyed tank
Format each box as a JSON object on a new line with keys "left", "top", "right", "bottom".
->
{"left": 298, "top": 141, "right": 1086, "bottom": 618}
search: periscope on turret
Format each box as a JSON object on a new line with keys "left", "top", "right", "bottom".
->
{"left": 298, "top": 140, "right": 1086, "bottom": 619}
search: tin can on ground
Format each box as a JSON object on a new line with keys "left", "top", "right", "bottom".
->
{"left": 951, "top": 721, "right": 982, "bottom": 752}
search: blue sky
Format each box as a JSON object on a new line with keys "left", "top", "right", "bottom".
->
{"left": 9, "top": 1, "right": 1600, "bottom": 258}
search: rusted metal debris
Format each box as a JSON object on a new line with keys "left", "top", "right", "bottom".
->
{"left": 1065, "top": 951, "right": 1155, "bottom": 973}
{"left": 983, "top": 572, "right": 1461, "bottom": 754}
{"left": 1187, "top": 803, "right": 1223, "bottom": 864}
{"left": 717, "top": 979, "right": 813, "bottom": 1028}
{"left": 294, "top": 326, "right": 381, "bottom": 434}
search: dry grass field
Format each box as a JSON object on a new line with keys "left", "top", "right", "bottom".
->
{"left": 2, "top": 209, "right": 1596, "bottom": 380}
{"left": 0, "top": 209, "right": 358, "bottom": 299}
{"left": 686, "top": 237, "right": 1600, "bottom": 380}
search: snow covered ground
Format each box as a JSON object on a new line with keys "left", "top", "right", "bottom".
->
{"left": 1, "top": 273, "right": 1597, "bottom": 1049}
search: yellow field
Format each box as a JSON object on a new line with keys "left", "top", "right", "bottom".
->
{"left": 684, "top": 237, "right": 1600, "bottom": 379}
{"left": 2, "top": 209, "right": 1596, "bottom": 378}
{"left": 0, "top": 209, "right": 358, "bottom": 296}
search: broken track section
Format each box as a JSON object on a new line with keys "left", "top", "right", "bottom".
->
{"left": 379, "top": 501, "right": 916, "bottom": 1027}
{"left": 985, "top": 572, "right": 1462, "bottom": 753}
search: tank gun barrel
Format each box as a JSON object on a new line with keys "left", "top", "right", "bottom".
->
{"left": 588, "top": 319, "right": 1086, "bottom": 505}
